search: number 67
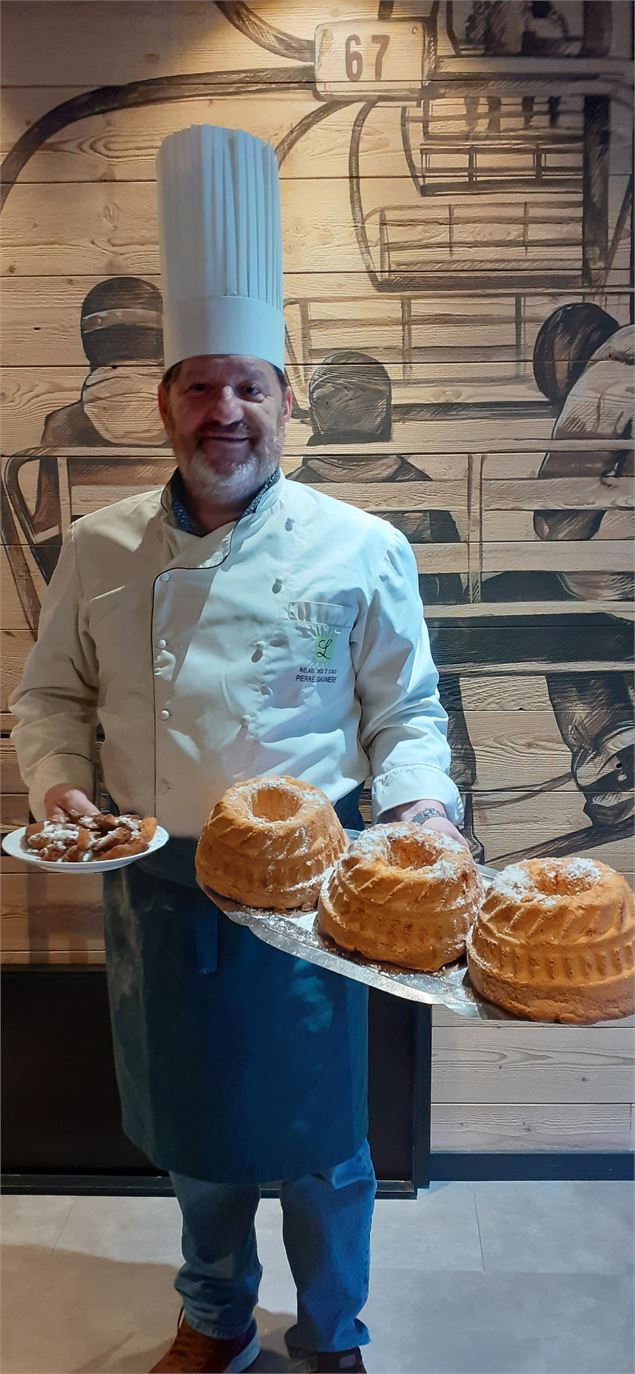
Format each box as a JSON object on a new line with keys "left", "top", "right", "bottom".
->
{"left": 345, "top": 33, "right": 390, "bottom": 81}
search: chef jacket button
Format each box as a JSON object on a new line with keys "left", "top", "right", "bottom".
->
{"left": 260, "top": 685, "right": 272, "bottom": 697}
{"left": 160, "top": 707, "right": 171, "bottom": 720}
{"left": 158, "top": 638, "right": 168, "bottom": 649}
{"left": 159, "top": 572, "right": 170, "bottom": 583}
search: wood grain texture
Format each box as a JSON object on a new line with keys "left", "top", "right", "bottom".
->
{"left": 431, "top": 1006, "right": 635, "bottom": 1028}
{"left": 2, "top": 90, "right": 633, "bottom": 183}
{"left": 4, "top": 0, "right": 632, "bottom": 86}
{"left": 3, "top": 659, "right": 631, "bottom": 720}
{"left": 0, "top": 377, "right": 631, "bottom": 465}
{"left": 1, "top": 1, "right": 634, "bottom": 1168}
{"left": 431, "top": 1024, "right": 635, "bottom": 1104}
{"left": 2, "top": 716, "right": 633, "bottom": 809}
{"left": 12, "top": 499, "right": 629, "bottom": 550}
{"left": 1, "top": 632, "right": 33, "bottom": 711}
{"left": 0, "top": 549, "right": 34, "bottom": 627}
{"left": 1, "top": 870, "right": 102, "bottom": 923}
{"left": 0, "top": 793, "right": 28, "bottom": 832}
{"left": 2, "top": 911, "right": 104, "bottom": 955}
{"left": 2, "top": 278, "right": 632, "bottom": 367}
{"left": 0, "top": 0, "right": 315, "bottom": 85}
{"left": 482, "top": 510, "right": 634, "bottom": 540}
{"left": 1, "top": 949, "right": 105, "bottom": 965}
{"left": 2, "top": 177, "right": 632, "bottom": 279}
{"left": 429, "top": 1102, "right": 633, "bottom": 1152}
{"left": 0, "top": 712, "right": 573, "bottom": 793}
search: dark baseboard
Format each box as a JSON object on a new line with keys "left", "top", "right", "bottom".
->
{"left": 3, "top": 1154, "right": 633, "bottom": 1196}
{"left": 1, "top": 1172, "right": 416, "bottom": 1199}
{"left": 1, "top": 1173, "right": 174, "bottom": 1197}
{"left": 427, "top": 1152, "right": 635, "bottom": 1181}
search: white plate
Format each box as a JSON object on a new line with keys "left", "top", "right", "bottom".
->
{"left": 1, "top": 823, "right": 170, "bottom": 873}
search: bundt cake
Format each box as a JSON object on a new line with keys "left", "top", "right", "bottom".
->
{"left": 195, "top": 775, "right": 348, "bottom": 910}
{"left": 318, "top": 823, "right": 483, "bottom": 971}
{"left": 466, "top": 856, "right": 635, "bottom": 1022}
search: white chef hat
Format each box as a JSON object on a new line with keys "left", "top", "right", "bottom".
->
{"left": 156, "top": 125, "right": 284, "bottom": 374}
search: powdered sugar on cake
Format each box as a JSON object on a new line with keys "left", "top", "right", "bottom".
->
{"left": 491, "top": 857, "right": 604, "bottom": 904}
{"left": 562, "top": 857, "right": 602, "bottom": 883}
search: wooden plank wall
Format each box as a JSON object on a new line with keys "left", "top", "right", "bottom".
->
{"left": 1, "top": 0, "right": 634, "bottom": 1154}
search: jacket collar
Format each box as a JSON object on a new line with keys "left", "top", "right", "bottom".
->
{"left": 161, "top": 467, "right": 282, "bottom": 535}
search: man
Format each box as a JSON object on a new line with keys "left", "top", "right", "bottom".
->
{"left": 10, "top": 126, "right": 465, "bottom": 1374}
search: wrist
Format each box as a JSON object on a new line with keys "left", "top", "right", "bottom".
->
{"left": 409, "top": 806, "right": 449, "bottom": 826}
{"left": 381, "top": 799, "right": 448, "bottom": 824}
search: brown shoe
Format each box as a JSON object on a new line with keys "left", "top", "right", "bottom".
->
{"left": 288, "top": 1351, "right": 366, "bottom": 1373}
{"left": 149, "top": 1311, "right": 259, "bottom": 1372}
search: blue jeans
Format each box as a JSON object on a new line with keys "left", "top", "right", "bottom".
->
{"left": 171, "top": 1140, "right": 376, "bottom": 1353}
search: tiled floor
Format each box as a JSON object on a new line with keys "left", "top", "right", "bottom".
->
{"left": 2, "top": 1182, "right": 634, "bottom": 1374}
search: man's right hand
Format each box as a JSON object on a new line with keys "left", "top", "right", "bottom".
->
{"left": 43, "top": 785, "right": 100, "bottom": 821}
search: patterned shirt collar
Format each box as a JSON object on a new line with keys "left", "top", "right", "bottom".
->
{"left": 167, "top": 467, "right": 281, "bottom": 537}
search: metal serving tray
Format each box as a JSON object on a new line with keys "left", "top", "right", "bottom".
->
{"left": 199, "top": 860, "right": 513, "bottom": 1022}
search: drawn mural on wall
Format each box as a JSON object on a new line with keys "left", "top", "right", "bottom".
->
{"left": 1, "top": 0, "right": 633, "bottom": 875}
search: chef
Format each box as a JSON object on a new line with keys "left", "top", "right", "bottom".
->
{"left": 10, "top": 125, "right": 465, "bottom": 1374}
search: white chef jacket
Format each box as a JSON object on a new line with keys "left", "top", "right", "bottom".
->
{"left": 10, "top": 472, "right": 462, "bottom": 835}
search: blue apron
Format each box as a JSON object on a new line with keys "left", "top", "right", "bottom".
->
{"left": 102, "top": 789, "right": 367, "bottom": 1183}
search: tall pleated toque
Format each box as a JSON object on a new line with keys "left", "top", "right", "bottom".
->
{"left": 156, "top": 124, "right": 284, "bottom": 372}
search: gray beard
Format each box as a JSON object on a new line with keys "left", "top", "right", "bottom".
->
{"left": 183, "top": 417, "right": 284, "bottom": 508}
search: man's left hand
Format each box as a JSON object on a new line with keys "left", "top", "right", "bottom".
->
{"left": 380, "top": 800, "right": 469, "bottom": 850}
{"left": 412, "top": 812, "right": 469, "bottom": 850}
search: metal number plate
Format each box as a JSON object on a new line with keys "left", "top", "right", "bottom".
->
{"left": 315, "top": 20, "right": 429, "bottom": 99}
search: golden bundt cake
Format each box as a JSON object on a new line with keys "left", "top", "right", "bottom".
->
{"left": 195, "top": 775, "right": 348, "bottom": 911}
{"left": 318, "top": 823, "right": 483, "bottom": 971}
{"left": 466, "top": 857, "right": 635, "bottom": 1022}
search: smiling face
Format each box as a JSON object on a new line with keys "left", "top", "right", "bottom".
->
{"left": 158, "top": 354, "right": 292, "bottom": 512}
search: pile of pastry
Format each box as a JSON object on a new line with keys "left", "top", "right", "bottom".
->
{"left": 24, "top": 812, "right": 157, "bottom": 863}
{"left": 195, "top": 775, "right": 635, "bottom": 1025}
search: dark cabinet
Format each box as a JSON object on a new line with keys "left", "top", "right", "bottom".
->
{"left": 1, "top": 969, "right": 431, "bottom": 1196}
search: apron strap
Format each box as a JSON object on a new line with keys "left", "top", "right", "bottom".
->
{"left": 333, "top": 784, "right": 365, "bottom": 833}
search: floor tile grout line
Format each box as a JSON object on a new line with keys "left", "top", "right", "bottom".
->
{"left": 51, "top": 1195, "right": 79, "bottom": 1252}
{"left": 473, "top": 1182, "right": 486, "bottom": 1272}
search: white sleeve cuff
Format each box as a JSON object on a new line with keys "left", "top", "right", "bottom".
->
{"left": 372, "top": 765, "right": 464, "bottom": 827}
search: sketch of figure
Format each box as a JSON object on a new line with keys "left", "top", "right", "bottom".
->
{"left": 533, "top": 305, "right": 634, "bottom": 604}
{"left": 464, "top": 0, "right": 572, "bottom": 55}
{"left": 481, "top": 303, "right": 633, "bottom": 611}
{"left": 288, "top": 349, "right": 484, "bottom": 859}
{"left": 290, "top": 351, "right": 464, "bottom": 606}
{"left": 305, "top": 350, "right": 392, "bottom": 444}
{"left": 42, "top": 276, "right": 166, "bottom": 447}
{"left": 2, "top": 276, "right": 168, "bottom": 633}
{"left": 531, "top": 303, "right": 635, "bottom": 828}
{"left": 465, "top": 0, "right": 526, "bottom": 54}
{"left": 521, "top": 1, "right": 572, "bottom": 55}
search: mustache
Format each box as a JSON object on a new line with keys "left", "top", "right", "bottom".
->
{"left": 196, "top": 422, "right": 252, "bottom": 441}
